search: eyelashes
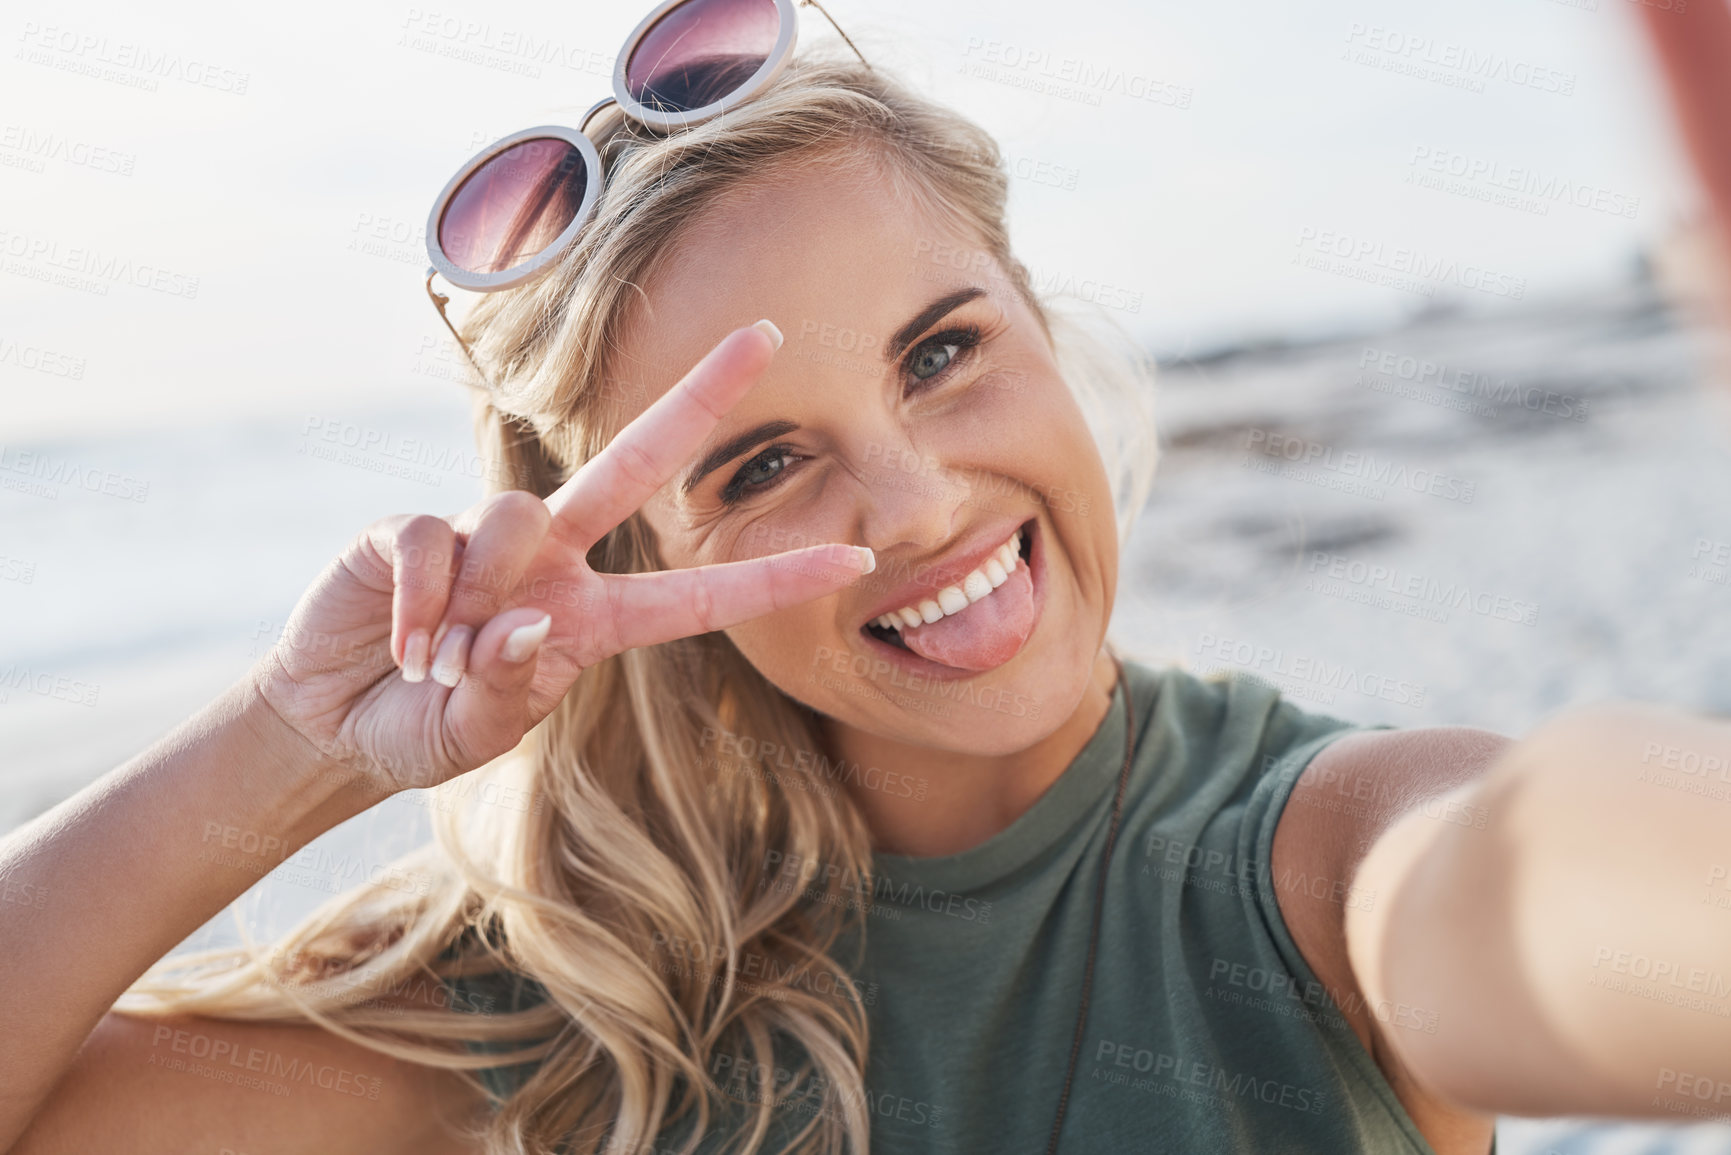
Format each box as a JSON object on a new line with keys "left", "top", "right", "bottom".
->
{"left": 904, "top": 325, "right": 981, "bottom": 388}
{"left": 720, "top": 446, "right": 796, "bottom": 504}
{"left": 717, "top": 324, "right": 985, "bottom": 505}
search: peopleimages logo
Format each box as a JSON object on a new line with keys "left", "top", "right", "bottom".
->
{"left": 1192, "top": 633, "right": 1428, "bottom": 708}
{"left": 0, "top": 124, "right": 137, "bottom": 175}
{"left": 0, "top": 334, "right": 86, "bottom": 379}
{"left": 957, "top": 37, "right": 1194, "bottom": 109}
{"left": 1357, "top": 346, "right": 1588, "bottom": 422}
{"left": 1342, "top": 23, "right": 1576, "bottom": 96}
{"left": 762, "top": 850, "right": 995, "bottom": 924}
{"left": 1305, "top": 551, "right": 1539, "bottom": 627}
{"left": 0, "top": 227, "right": 201, "bottom": 299}
{"left": 1242, "top": 429, "right": 1477, "bottom": 505}
{"left": 1294, "top": 227, "right": 1526, "bottom": 300}
{"left": 1091, "top": 1040, "right": 1328, "bottom": 1114}
{"left": 15, "top": 22, "right": 251, "bottom": 94}
{"left": 1406, "top": 146, "right": 1640, "bottom": 220}
{"left": 0, "top": 443, "right": 149, "bottom": 503}
{"left": 396, "top": 8, "right": 615, "bottom": 79}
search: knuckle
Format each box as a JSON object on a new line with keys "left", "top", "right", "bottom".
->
{"left": 347, "top": 529, "right": 395, "bottom": 586}
{"left": 612, "top": 438, "right": 663, "bottom": 491}
{"left": 396, "top": 527, "right": 457, "bottom": 598}
{"left": 451, "top": 558, "right": 515, "bottom": 618}
{"left": 400, "top": 513, "right": 453, "bottom": 547}
{"left": 366, "top": 512, "right": 411, "bottom": 539}
{"left": 596, "top": 582, "right": 629, "bottom": 662}
{"left": 691, "top": 572, "right": 718, "bottom": 634}
{"left": 680, "top": 374, "right": 729, "bottom": 421}
{"left": 487, "top": 487, "right": 551, "bottom": 528}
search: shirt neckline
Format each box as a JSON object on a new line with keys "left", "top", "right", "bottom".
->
{"left": 869, "top": 658, "right": 1160, "bottom": 895}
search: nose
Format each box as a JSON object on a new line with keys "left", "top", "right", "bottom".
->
{"left": 854, "top": 432, "right": 973, "bottom": 557}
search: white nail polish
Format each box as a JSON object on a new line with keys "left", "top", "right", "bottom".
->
{"left": 501, "top": 615, "right": 552, "bottom": 663}
{"left": 751, "top": 318, "right": 783, "bottom": 351}
{"left": 402, "top": 629, "right": 430, "bottom": 683}
{"left": 430, "top": 627, "right": 471, "bottom": 687}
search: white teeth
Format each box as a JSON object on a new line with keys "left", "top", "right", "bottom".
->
{"left": 867, "top": 527, "right": 1029, "bottom": 638}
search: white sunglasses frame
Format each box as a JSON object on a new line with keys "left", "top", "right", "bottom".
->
{"left": 424, "top": 0, "right": 853, "bottom": 296}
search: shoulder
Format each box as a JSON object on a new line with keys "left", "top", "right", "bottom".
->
{"left": 1270, "top": 723, "right": 1512, "bottom": 1149}
{"left": 1117, "top": 664, "right": 1497, "bottom": 1150}
{"left": 1133, "top": 660, "right": 1361, "bottom": 771}
{"left": 1272, "top": 725, "right": 1512, "bottom": 918}
{"left": 1125, "top": 661, "right": 1383, "bottom": 825}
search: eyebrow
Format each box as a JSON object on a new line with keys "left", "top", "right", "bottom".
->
{"left": 886, "top": 286, "right": 988, "bottom": 360}
{"left": 682, "top": 418, "right": 801, "bottom": 494}
{"left": 679, "top": 286, "right": 990, "bottom": 495}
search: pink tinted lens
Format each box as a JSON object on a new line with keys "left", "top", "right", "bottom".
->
{"left": 438, "top": 137, "right": 588, "bottom": 276}
{"left": 625, "top": 0, "right": 781, "bottom": 113}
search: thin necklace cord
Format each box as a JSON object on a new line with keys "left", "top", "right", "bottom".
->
{"left": 1045, "top": 653, "right": 1136, "bottom": 1155}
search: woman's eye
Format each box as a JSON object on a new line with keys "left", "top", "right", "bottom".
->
{"left": 910, "top": 340, "right": 960, "bottom": 381}
{"left": 717, "top": 325, "right": 983, "bottom": 505}
{"left": 721, "top": 446, "right": 794, "bottom": 503}
{"left": 904, "top": 325, "right": 981, "bottom": 388}
{"left": 741, "top": 450, "right": 790, "bottom": 486}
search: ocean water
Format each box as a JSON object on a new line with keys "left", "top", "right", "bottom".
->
{"left": 4, "top": 276, "right": 1729, "bottom": 1150}
{"left": 1116, "top": 278, "right": 1731, "bottom": 734}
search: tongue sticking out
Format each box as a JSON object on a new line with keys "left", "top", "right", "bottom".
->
{"left": 896, "top": 562, "right": 1035, "bottom": 671}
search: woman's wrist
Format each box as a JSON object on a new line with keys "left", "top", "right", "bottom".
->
{"left": 225, "top": 664, "right": 394, "bottom": 847}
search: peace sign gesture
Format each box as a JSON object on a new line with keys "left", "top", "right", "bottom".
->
{"left": 252, "top": 321, "right": 873, "bottom": 795}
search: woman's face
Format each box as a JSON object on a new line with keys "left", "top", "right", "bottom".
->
{"left": 618, "top": 155, "right": 1119, "bottom": 756}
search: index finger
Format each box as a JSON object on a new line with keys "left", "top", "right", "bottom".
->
{"left": 544, "top": 318, "right": 783, "bottom": 548}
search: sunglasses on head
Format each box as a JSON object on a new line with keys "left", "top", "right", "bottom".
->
{"left": 422, "top": 0, "right": 868, "bottom": 382}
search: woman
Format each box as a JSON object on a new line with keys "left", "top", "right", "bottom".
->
{"left": 3, "top": 12, "right": 1728, "bottom": 1155}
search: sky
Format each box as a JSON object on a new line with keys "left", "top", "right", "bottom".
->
{"left": 0, "top": 0, "right": 1701, "bottom": 440}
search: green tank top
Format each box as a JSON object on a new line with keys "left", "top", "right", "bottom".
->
{"left": 444, "top": 659, "right": 1467, "bottom": 1154}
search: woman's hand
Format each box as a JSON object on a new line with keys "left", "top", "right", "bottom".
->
{"left": 251, "top": 320, "right": 871, "bottom": 795}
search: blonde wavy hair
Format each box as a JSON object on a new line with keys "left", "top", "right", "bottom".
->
{"left": 115, "top": 51, "right": 1159, "bottom": 1155}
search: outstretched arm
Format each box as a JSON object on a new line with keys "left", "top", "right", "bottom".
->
{"left": 1347, "top": 700, "right": 1731, "bottom": 1122}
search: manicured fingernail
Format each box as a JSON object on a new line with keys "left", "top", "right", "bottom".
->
{"left": 854, "top": 546, "right": 876, "bottom": 574}
{"left": 751, "top": 318, "right": 783, "bottom": 351}
{"left": 430, "top": 625, "right": 472, "bottom": 687}
{"left": 402, "top": 629, "right": 431, "bottom": 683}
{"left": 501, "top": 614, "right": 552, "bottom": 663}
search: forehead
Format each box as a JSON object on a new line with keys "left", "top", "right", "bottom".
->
{"left": 609, "top": 152, "right": 1005, "bottom": 414}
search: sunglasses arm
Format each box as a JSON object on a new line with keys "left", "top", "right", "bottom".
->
{"left": 424, "top": 267, "right": 493, "bottom": 389}
{"left": 802, "top": 0, "right": 870, "bottom": 70}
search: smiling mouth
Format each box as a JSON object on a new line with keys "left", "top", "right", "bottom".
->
{"left": 861, "top": 520, "right": 1036, "bottom": 652}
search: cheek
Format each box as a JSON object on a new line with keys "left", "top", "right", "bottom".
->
{"left": 962, "top": 358, "right": 1079, "bottom": 442}
{"left": 725, "top": 597, "right": 840, "bottom": 681}
{"left": 638, "top": 497, "right": 756, "bottom": 572}
{"left": 968, "top": 372, "right": 1107, "bottom": 503}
